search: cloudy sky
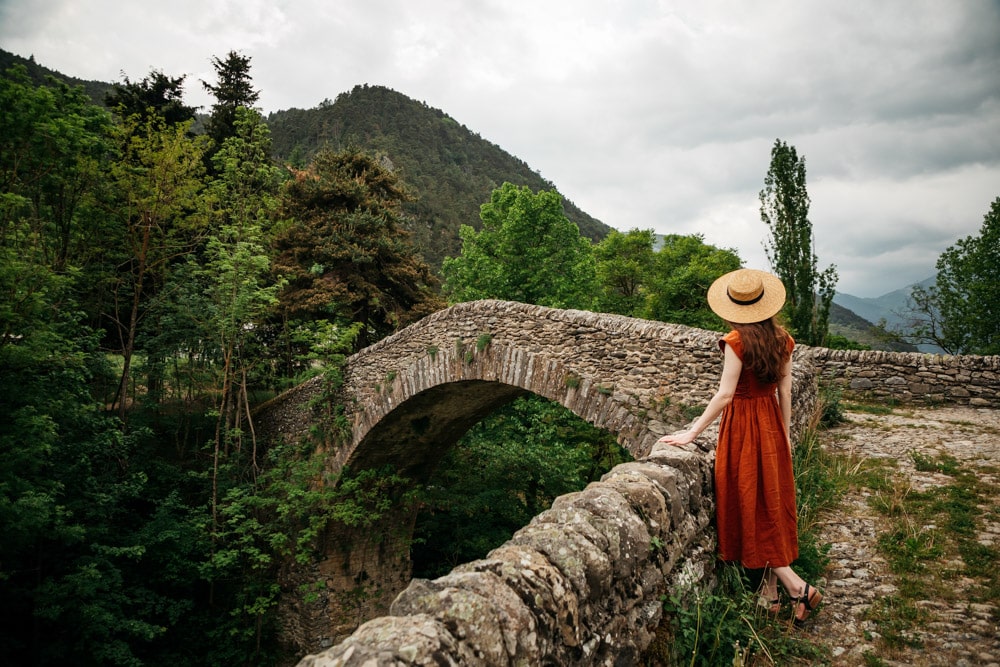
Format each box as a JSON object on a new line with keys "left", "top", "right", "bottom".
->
{"left": 2, "top": 0, "right": 998, "bottom": 297}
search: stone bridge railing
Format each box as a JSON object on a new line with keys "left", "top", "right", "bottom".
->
{"left": 260, "top": 301, "right": 999, "bottom": 666}
{"left": 296, "top": 443, "right": 720, "bottom": 667}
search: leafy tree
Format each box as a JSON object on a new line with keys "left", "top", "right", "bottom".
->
{"left": 202, "top": 51, "right": 260, "bottom": 150}
{"left": 907, "top": 197, "right": 1000, "bottom": 354}
{"left": 198, "top": 108, "right": 285, "bottom": 559}
{"left": 103, "top": 114, "right": 211, "bottom": 421}
{"left": 0, "top": 206, "right": 210, "bottom": 666}
{"left": 759, "top": 139, "right": 838, "bottom": 345}
{"left": 0, "top": 65, "right": 111, "bottom": 273}
{"left": 105, "top": 69, "right": 197, "bottom": 126}
{"left": 642, "top": 234, "right": 742, "bottom": 329}
{"left": 593, "top": 228, "right": 656, "bottom": 315}
{"left": 441, "top": 182, "right": 597, "bottom": 309}
{"left": 271, "top": 148, "right": 442, "bottom": 350}
{"left": 591, "top": 229, "right": 741, "bottom": 329}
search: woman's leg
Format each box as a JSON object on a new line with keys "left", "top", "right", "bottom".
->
{"left": 760, "top": 568, "right": 781, "bottom": 613}
{"left": 771, "top": 565, "right": 805, "bottom": 597}
{"left": 772, "top": 566, "right": 823, "bottom": 624}
{"left": 759, "top": 568, "right": 779, "bottom": 599}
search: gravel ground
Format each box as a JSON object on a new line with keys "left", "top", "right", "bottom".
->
{"left": 803, "top": 405, "right": 1000, "bottom": 666}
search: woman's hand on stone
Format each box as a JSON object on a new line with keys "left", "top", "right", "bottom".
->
{"left": 658, "top": 430, "right": 697, "bottom": 447}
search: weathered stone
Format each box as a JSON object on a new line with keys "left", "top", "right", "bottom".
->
{"left": 247, "top": 300, "right": 1000, "bottom": 664}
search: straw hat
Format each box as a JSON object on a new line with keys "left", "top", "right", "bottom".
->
{"left": 707, "top": 269, "right": 786, "bottom": 324}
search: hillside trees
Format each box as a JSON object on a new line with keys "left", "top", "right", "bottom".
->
{"left": 593, "top": 228, "right": 656, "bottom": 315}
{"left": 264, "top": 85, "right": 612, "bottom": 270}
{"left": 0, "top": 65, "right": 111, "bottom": 274}
{"left": 272, "top": 148, "right": 443, "bottom": 350}
{"left": 0, "top": 66, "right": 213, "bottom": 667}
{"left": 759, "top": 139, "right": 838, "bottom": 345}
{"left": 642, "top": 234, "right": 742, "bottom": 330}
{"left": 441, "top": 182, "right": 597, "bottom": 309}
{"left": 591, "top": 228, "right": 742, "bottom": 329}
{"left": 908, "top": 197, "right": 1000, "bottom": 354}
{"left": 105, "top": 69, "right": 197, "bottom": 126}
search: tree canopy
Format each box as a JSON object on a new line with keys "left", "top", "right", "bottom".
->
{"left": 441, "top": 182, "right": 597, "bottom": 310}
{"left": 592, "top": 228, "right": 742, "bottom": 330}
{"left": 908, "top": 196, "right": 1000, "bottom": 354}
{"left": 202, "top": 51, "right": 260, "bottom": 149}
{"left": 105, "top": 69, "right": 197, "bottom": 125}
{"left": 272, "top": 148, "right": 443, "bottom": 347}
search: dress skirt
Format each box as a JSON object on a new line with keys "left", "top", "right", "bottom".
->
{"left": 714, "top": 330, "right": 799, "bottom": 569}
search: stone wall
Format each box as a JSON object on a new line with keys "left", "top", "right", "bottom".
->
{"left": 294, "top": 443, "right": 719, "bottom": 667}
{"left": 261, "top": 301, "right": 1000, "bottom": 665}
{"left": 802, "top": 347, "right": 1000, "bottom": 408}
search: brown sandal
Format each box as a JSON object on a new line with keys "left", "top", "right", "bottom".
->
{"left": 793, "top": 584, "right": 822, "bottom": 627}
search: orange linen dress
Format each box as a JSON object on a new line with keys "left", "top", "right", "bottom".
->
{"left": 714, "top": 329, "right": 798, "bottom": 569}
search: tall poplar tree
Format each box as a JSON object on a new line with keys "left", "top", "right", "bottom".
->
{"left": 759, "top": 139, "right": 838, "bottom": 346}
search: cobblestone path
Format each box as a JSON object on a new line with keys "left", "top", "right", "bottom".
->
{"left": 806, "top": 405, "right": 1000, "bottom": 666}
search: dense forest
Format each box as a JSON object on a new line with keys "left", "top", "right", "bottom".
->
{"left": 8, "top": 44, "right": 990, "bottom": 666}
{"left": 0, "top": 50, "right": 649, "bottom": 667}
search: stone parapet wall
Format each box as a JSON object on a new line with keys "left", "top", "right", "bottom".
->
{"left": 802, "top": 347, "right": 1000, "bottom": 408}
{"left": 295, "top": 444, "right": 718, "bottom": 667}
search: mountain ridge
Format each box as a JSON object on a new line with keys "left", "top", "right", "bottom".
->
{"left": 264, "top": 84, "right": 612, "bottom": 268}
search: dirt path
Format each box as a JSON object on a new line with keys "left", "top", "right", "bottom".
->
{"left": 805, "top": 405, "right": 1000, "bottom": 666}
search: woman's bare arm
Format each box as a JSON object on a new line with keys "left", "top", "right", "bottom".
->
{"left": 658, "top": 343, "right": 742, "bottom": 447}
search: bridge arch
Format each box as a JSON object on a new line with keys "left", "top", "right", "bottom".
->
{"left": 263, "top": 300, "right": 734, "bottom": 482}
{"left": 256, "top": 300, "right": 819, "bottom": 657}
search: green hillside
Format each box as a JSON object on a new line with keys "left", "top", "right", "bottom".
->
{"left": 265, "top": 84, "right": 612, "bottom": 268}
{"left": 828, "top": 301, "right": 917, "bottom": 351}
{"left": 0, "top": 48, "right": 113, "bottom": 105}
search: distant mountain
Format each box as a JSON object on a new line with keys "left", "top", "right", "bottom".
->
{"left": 833, "top": 276, "right": 940, "bottom": 352}
{"left": 827, "top": 301, "right": 915, "bottom": 352}
{"left": 265, "top": 85, "right": 612, "bottom": 269}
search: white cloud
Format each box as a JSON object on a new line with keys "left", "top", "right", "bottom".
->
{"left": 1, "top": 0, "right": 997, "bottom": 299}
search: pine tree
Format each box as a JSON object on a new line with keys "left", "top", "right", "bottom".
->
{"left": 202, "top": 51, "right": 260, "bottom": 149}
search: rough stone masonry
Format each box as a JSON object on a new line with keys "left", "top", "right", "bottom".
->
{"left": 251, "top": 300, "right": 999, "bottom": 665}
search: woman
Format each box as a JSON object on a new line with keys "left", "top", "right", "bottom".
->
{"left": 658, "top": 268, "right": 822, "bottom": 627}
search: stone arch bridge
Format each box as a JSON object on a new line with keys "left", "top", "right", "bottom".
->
{"left": 257, "top": 300, "right": 998, "bottom": 665}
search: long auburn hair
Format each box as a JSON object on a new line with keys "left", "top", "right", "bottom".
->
{"left": 731, "top": 317, "right": 791, "bottom": 385}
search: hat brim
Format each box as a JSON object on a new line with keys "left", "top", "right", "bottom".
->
{"left": 707, "top": 269, "right": 786, "bottom": 324}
